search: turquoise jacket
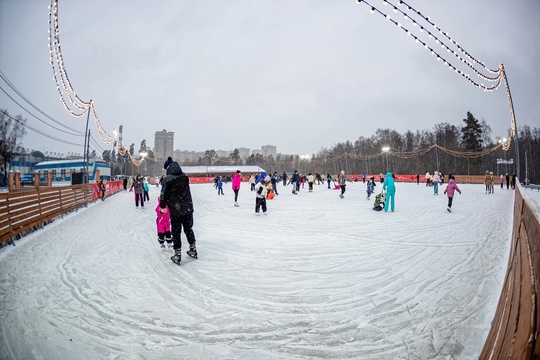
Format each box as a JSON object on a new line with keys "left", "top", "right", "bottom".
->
{"left": 382, "top": 172, "right": 396, "bottom": 193}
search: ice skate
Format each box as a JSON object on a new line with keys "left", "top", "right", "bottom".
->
{"left": 171, "top": 250, "right": 181, "bottom": 265}
{"left": 186, "top": 247, "right": 198, "bottom": 259}
{"left": 234, "top": 201, "right": 239, "bottom": 207}
{"left": 447, "top": 207, "right": 451, "bottom": 213}
{"left": 160, "top": 244, "right": 166, "bottom": 250}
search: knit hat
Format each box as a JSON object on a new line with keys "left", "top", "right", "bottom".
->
{"left": 163, "top": 156, "right": 173, "bottom": 170}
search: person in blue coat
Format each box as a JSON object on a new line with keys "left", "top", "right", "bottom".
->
{"left": 382, "top": 171, "right": 396, "bottom": 212}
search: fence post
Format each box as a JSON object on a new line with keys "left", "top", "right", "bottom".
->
{"left": 34, "top": 171, "right": 39, "bottom": 189}
{"left": 15, "top": 171, "right": 20, "bottom": 191}
{"left": 8, "top": 171, "right": 14, "bottom": 192}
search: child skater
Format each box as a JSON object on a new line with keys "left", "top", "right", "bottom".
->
{"left": 255, "top": 176, "right": 269, "bottom": 215}
{"left": 217, "top": 176, "right": 224, "bottom": 195}
{"left": 443, "top": 175, "right": 461, "bottom": 213}
{"left": 155, "top": 198, "right": 173, "bottom": 250}
{"left": 366, "top": 177, "right": 376, "bottom": 200}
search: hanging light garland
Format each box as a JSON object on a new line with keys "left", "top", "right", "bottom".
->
{"left": 357, "top": 0, "right": 516, "bottom": 151}
{"left": 47, "top": 0, "right": 119, "bottom": 151}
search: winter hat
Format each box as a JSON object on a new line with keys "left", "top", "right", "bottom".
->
{"left": 163, "top": 156, "right": 173, "bottom": 170}
{"left": 264, "top": 176, "right": 271, "bottom": 182}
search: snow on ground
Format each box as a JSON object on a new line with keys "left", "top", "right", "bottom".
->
{"left": 0, "top": 181, "right": 515, "bottom": 360}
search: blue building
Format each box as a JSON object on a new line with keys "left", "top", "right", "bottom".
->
{"left": 34, "top": 159, "right": 111, "bottom": 182}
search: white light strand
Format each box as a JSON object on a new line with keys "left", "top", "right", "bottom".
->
{"left": 357, "top": 0, "right": 502, "bottom": 92}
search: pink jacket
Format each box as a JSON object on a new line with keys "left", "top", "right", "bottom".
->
{"left": 444, "top": 179, "right": 461, "bottom": 197}
{"left": 232, "top": 173, "right": 241, "bottom": 190}
{"left": 155, "top": 199, "right": 171, "bottom": 233}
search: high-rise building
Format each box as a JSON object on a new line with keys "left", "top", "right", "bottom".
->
{"left": 236, "top": 147, "right": 250, "bottom": 159}
{"left": 154, "top": 130, "right": 174, "bottom": 161}
{"left": 261, "top": 145, "right": 277, "bottom": 159}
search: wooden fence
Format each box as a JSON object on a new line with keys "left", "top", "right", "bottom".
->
{"left": 479, "top": 183, "right": 540, "bottom": 359}
{"left": 0, "top": 180, "right": 124, "bottom": 247}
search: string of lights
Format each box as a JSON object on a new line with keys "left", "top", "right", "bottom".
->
{"left": 357, "top": 0, "right": 502, "bottom": 91}
{"left": 47, "top": 0, "right": 117, "bottom": 145}
{"left": 356, "top": 0, "right": 517, "bottom": 156}
{"left": 179, "top": 143, "right": 504, "bottom": 167}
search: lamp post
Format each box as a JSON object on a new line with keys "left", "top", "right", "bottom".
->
{"left": 382, "top": 147, "right": 390, "bottom": 173}
{"left": 498, "top": 138, "right": 508, "bottom": 175}
{"left": 525, "top": 149, "right": 529, "bottom": 185}
{"left": 140, "top": 152, "right": 148, "bottom": 176}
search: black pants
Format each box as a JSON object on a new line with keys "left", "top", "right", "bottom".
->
{"left": 447, "top": 196, "right": 454, "bottom": 208}
{"left": 143, "top": 190, "right": 149, "bottom": 201}
{"left": 135, "top": 193, "right": 145, "bottom": 207}
{"left": 171, "top": 213, "right": 196, "bottom": 251}
{"left": 341, "top": 184, "right": 346, "bottom": 195}
{"left": 255, "top": 197, "right": 267, "bottom": 213}
{"left": 234, "top": 189, "right": 239, "bottom": 201}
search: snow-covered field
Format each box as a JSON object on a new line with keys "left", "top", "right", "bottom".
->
{"left": 0, "top": 181, "right": 515, "bottom": 359}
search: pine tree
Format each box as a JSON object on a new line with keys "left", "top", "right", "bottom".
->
{"left": 461, "top": 111, "right": 483, "bottom": 152}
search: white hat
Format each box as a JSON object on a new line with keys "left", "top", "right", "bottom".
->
{"left": 264, "top": 176, "right": 271, "bottom": 182}
{"left": 341, "top": 170, "right": 345, "bottom": 175}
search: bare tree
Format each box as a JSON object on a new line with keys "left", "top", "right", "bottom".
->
{"left": 0, "top": 109, "right": 27, "bottom": 172}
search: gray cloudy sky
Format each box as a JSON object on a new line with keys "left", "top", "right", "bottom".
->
{"left": 1, "top": 0, "right": 539, "bottom": 157}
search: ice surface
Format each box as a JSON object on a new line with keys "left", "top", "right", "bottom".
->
{"left": 0, "top": 181, "right": 515, "bottom": 359}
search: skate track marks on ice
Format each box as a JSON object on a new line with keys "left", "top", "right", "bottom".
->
{"left": 0, "top": 182, "right": 514, "bottom": 359}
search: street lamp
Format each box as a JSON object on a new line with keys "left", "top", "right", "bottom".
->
{"left": 525, "top": 149, "right": 529, "bottom": 185}
{"left": 139, "top": 152, "right": 148, "bottom": 176}
{"left": 382, "top": 147, "right": 390, "bottom": 173}
{"left": 498, "top": 138, "right": 508, "bottom": 175}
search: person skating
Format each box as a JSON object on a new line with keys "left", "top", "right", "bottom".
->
{"left": 159, "top": 160, "right": 198, "bottom": 265}
{"left": 155, "top": 198, "right": 173, "bottom": 251}
{"left": 382, "top": 171, "right": 396, "bottom": 212}
{"left": 444, "top": 175, "right": 461, "bottom": 212}
{"left": 338, "top": 171, "right": 348, "bottom": 198}
{"left": 255, "top": 176, "right": 270, "bottom": 215}
{"left": 232, "top": 170, "right": 241, "bottom": 206}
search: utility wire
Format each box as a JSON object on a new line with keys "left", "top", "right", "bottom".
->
{"left": 0, "top": 108, "right": 81, "bottom": 147}
{"left": 0, "top": 84, "right": 83, "bottom": 136}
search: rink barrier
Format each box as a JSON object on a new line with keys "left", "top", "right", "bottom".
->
{"left": 0, "top": 181, "right": 124, "bottom": 247}
{"left": 479, "top": 182, "right": 540, "bottom": 359}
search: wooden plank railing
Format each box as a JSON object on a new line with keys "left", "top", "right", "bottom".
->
{"left": 0, "top": 184, "right": 92, "bottom": 246}
{"left": 479, "top": 183, "right": 540, "bottom": 359}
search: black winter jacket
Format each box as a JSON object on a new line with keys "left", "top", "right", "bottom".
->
{"left": 159, "top": 162, "right": 194, "bottom": 216}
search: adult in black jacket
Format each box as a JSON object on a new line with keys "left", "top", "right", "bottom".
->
{"left": 159, "top": 161, "right": 197, "bottom": 264}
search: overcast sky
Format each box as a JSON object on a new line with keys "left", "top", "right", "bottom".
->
{"left": 1, "top": 0, "right": 539, "bottom": 157}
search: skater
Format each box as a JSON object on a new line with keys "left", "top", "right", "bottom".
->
{"left": 159, "top": 161, "right": 198, "bottom": 265}
{"left": 366, "top": 177, "right": 376, "bottom": 200}
{"left": 362, "top": 173, "right": 366, "bottom": 183}
{"left": 373, "top": 189, "right": 386, "bottom": 211}
{"left": 489, "top": 171, "right": 495, "bottom": 194}
{"left": 133, "top": 175, "right": 145, "bottom": 208}
{"left": 99, "top": 180, "right": 106, "bottom": 201}
{"left": 143, "top": 177, "right": 150, "bottom": 201}
{"left": 307, "top": 173, "right": 315, "bottom": 192}
{"left": 255, "top": 176, "right": 270, "bottom": 215}
{"left": 271, "top": 171, "right": 279, "bottom": 195}
{"left": 291, "top": 170, "right": 300, "bottom": 194}
{"left": 155, "top": 198, "right": 173, "bottom": 250}
{"left": 217, "top": 176, "right": 224, "bottom": 195}
{"left": 444, "top": 175, "right": 461, "bottom": 212}
{"left": 249, "top": 174, "right": 256, "bottom": 191}
{"left": 127, "top": 176, "right": 134, "bottom": 192}
{"left": 282, "top": 172, "right": 288, "bottom": 186}
{"left": 122, "top": 177, "right": 128, "bottom": 191}
{"left": 382, "top": 171, "right": 396, "bottom": 212}
{"left": 506, "top": 173, "right": 510, "bottom": 189}
{"left": 338, "top": 171, "right": 348, "bottom": 198}
{"left": 484, "top": 170, "right": 491, "bottom": 194}
{"left": 416, "top": 174, "right": 420, "bottom": 185}
{"left": 232, "top": 170, "right": 241, "bottom": 206}
{"left": 327, "top": 173, "right": 333, "bottom": 189}
{"left": 432, "top": 171, "right": 440, "bottom": 195}
{"left": 500, "top": 174, "right": 504, "bottom": 189}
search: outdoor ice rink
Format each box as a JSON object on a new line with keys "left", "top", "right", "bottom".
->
{"left": 0, "top": 181, "right": 518, "bottom": 359}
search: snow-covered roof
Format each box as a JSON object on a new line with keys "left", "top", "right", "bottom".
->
{"left": 179, "top": 165, "right": 266, "bottom": 174}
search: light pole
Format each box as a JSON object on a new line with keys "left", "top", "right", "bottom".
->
{"left": 140, "top": 152, "right": 148, "bottom": 176}
{"left": 498, "top": 138, "right": 508, "bottom": 175}
{"left": 382, "top": 147, "right": 390, "bottom": 173}
{"left": 525, "top": 149, "right": 529, "bottom": 185}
